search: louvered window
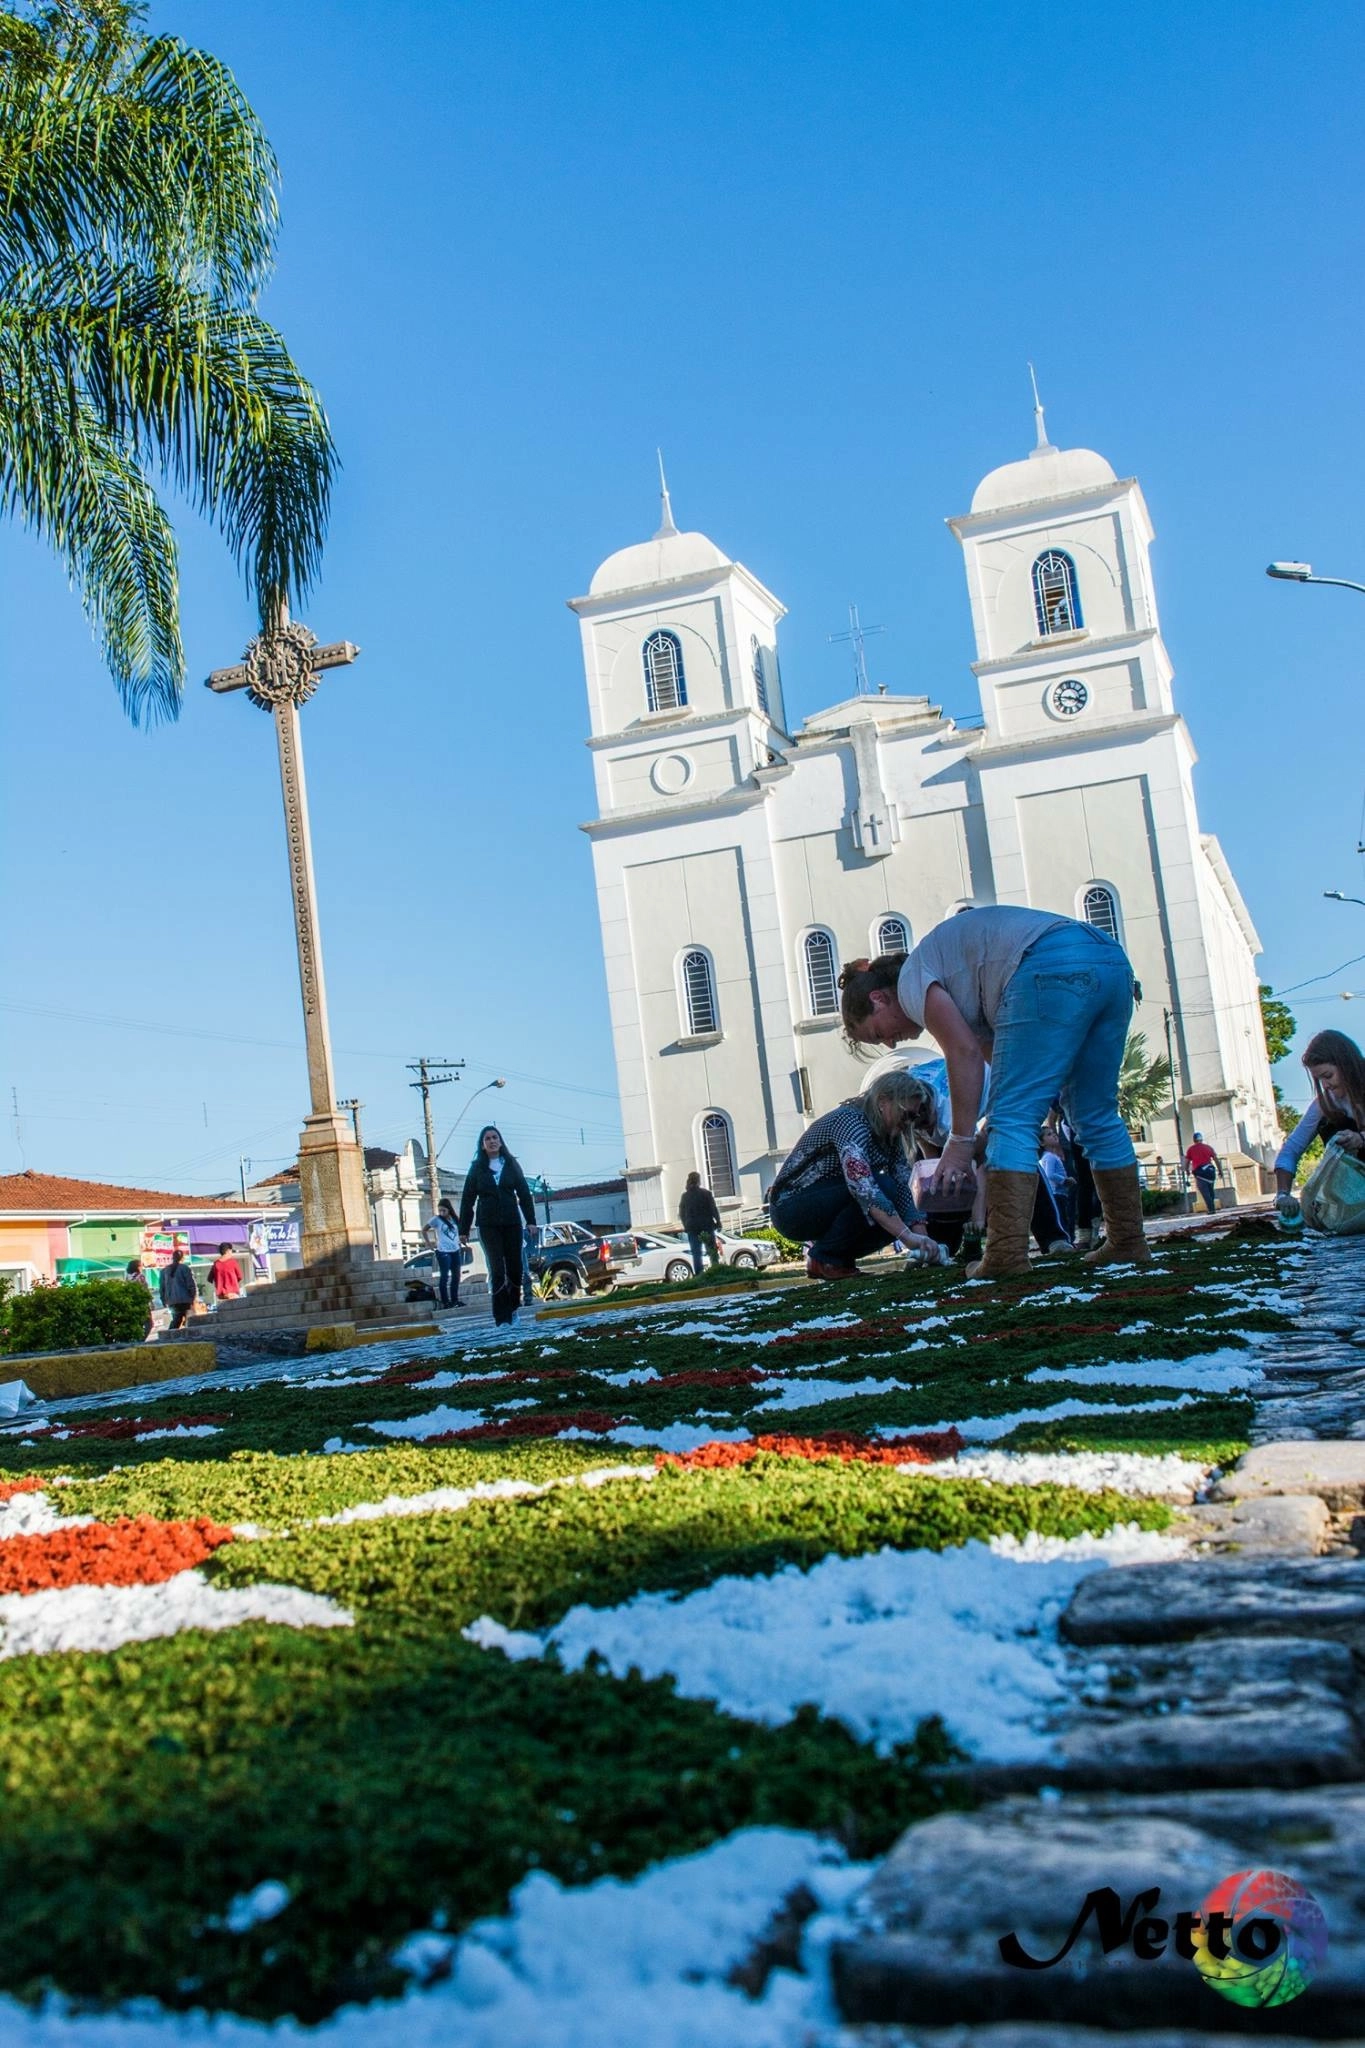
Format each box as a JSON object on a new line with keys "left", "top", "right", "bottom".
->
{"left": 643, "top": 629, "right": 686, "bottom": 712}
{"left": 750, "top": 636, "right": 770, "bottom": 715}
{"left": 682, "top": 950, "right": 718, "bottom": 1034}
{"left": 877, "top": 915, "right": 910, "bottom": 957}
{"left": 803, "top": 930, "right": 838, "bottom": 1016}
{"left": 1083, "top": 884, "right": 1120, "bottom": 942}
{"left": 701, "top": 1113, "right": 737, "bottom": 1198}
{"left": 1032, "top": 551, "right": 1083, "bottom": 636}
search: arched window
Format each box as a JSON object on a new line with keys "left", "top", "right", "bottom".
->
{"left": 643, "top": 629, "right": 687, "bottom": 712}
{"left": 750, "top": 635, "right": 770, "bottom": 716}
{"left": 681, "top": 949, "right": 718, "bottom": 1035}
{"left": 1032, "top": 550, "right": 1083, "bottom": 636}
{"left": 1082, "top": 883, "right": 1120, "bottom": 943}
{"left": 701, "top": 1111, "right": 738, "bottom": 1198}
{"left": 876, "top": 914, "right": 910, "bottom": 957}
{"left": 803, "top": 929, "right": 839, "bottom": 1016}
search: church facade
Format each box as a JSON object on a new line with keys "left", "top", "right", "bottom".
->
{"left": 571, "top": 427, "right": 1278, "bottom": 1229}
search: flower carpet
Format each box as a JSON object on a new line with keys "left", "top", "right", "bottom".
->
{"left": 0, "top": 1228, "right": 1303, "bottom": 2037}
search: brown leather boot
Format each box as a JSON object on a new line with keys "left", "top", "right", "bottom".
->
{"left": 1082, "top": 1166, "right": 1153, "bottom": 1266}
{"left": 966, "top": 1170, "right": 1036, "bottom": 1279}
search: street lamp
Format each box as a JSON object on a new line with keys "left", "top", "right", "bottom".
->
{"left": 1267, "top": 561, "right": 1365, "bottom": 597}
{"left": 1324, "top": 892, "right": 1365, "bottom": 909}
{"left": 436, "top": 1078, "right": 507, "bottom": 1164}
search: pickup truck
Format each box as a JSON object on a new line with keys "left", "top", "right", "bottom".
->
{"left": 529, "top": 1222, "right": 638, "bottom": 1299}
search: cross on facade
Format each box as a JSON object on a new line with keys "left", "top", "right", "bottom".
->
{"left": 206, "top": 604, "right": 370, "bottom": 1265}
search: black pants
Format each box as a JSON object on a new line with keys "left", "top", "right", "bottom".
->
{"left": 1193, "top": 1168, "right": 1217, "bottom": 1214}
{"left": 481, "top": 1224, "right": 525, "bottom": 1325}
{"left": 435, "top": 1251, "right": 462, "bottom": 1308}
{"left": 923, "top": 1172, "right": 1072, "bottom": 1256}
{"left": 771, "top": 1182, "right": 892, "bottom": 1264}
{"left": 167, "top": 1301, "right": 193, "bottom": 1330}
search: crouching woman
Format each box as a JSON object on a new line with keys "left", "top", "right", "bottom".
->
{"left": 768, "top": 1068, "right": 944, "bottom": 1279}
{"left": 839, "top": 905, "right": 1147, "bottom": 1280}
{"left": 1274, "top": 1029, "right": 1365, "bottom": 1219}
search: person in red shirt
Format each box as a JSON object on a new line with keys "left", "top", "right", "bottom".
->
{"left": 1184, "top": 1134, "right": 1219, "bottom": 1213}
{"left": 208, "top": 1242, "right": 243, "bottom": 1304}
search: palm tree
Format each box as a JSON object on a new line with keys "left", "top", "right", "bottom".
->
{"left": 1118, "top": 1031, "right": 1173, "bottom": 1135}
{"left": 0, "top": 0, "right": 334, "bottom": 722}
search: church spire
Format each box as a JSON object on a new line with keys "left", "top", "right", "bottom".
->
{"left": 1028, "top": 362, "right": 1057, "bottom": 457}
{"left": 654, "top": 449, "right": 679, "bottom": 539}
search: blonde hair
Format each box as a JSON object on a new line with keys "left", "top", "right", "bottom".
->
{"left": 861, "top": 1066, "right": 938, "bottom": 1157}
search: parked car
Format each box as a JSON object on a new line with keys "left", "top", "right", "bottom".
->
{"left": 402, "top": 1246, "right": 476, "bottom": 1301}
{"left": 627, "top": 1229, "right": 780, "bottom": 1283}
{"left": 528, "top": 1222, "right": 639, "bottom": 1299}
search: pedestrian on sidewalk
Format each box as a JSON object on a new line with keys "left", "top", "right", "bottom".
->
{"left": 1274, "top": 1029, "right": 1365, "bottom": 1214}
{"left": 768, "top": 1069, "right": 946, "bottom": 1279}
{"left": 159, "top": 1250, "right": 198, "bottom": 1331}
{"left": 1184, "top": 1133, "right": 1220, "bottom": 1214}
{"left": 679, "top": 1171, "right": 722, "bottom": 1275}
{"left": 208, "top": 1242, "right": 243, "bottom": 1306}
{"left": 125, "top": 1256, "right": 154, "bottom": 1338}
{"left": 427, "top": 1199, "right": 464, "bottom": 1310}
{"left": 839, "top": 905, "right": 1146, "bottom": 1280}
{"left": 458, "top": 1126, "right": 536, "bottom": 1327}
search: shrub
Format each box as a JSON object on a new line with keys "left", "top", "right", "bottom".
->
{"left": 745, "top": 1224, "right": 803, "bottom": 1261}
{"left": 3, "top": 1278, "right": 149, "bottom": 1356}
{"left": 1140, "top": 1189, "right": 1185, "bottom": 1216}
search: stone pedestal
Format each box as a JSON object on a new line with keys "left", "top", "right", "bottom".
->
{"left": 296, "top": 1111, "right": 373, "bottom": 1266}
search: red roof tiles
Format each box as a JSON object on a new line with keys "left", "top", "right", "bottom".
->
{"left": 0, "top": 1170, "right": 256, "bottom": 1216}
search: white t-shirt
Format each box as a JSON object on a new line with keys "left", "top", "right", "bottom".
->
{"left": 489, "top": 1156, "right": 505, "bottom": 1184}
{"left": 897, "top": 907, "right": 1072, "bottom": 1042}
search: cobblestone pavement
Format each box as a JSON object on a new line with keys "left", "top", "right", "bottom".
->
{"left": 833, "top": 1230, "right": 1365, "bottom": 2044}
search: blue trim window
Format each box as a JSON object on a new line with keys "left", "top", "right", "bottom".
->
{"left": 750, "top": 635, "right": 770, "bottom": 716}
{"left": 1083, "top": 884, "right": 1120, "bottom": 943}
{"left": 643, "top": 629, "right": 687, "bottom": 712}
{"left": 1032, "top": 550, "right": 1083, "bottom": 636}
{"left": 877, "top": 915, "right": 910, "bottom": 957}
{"left": 701, "top": 1112, "right": 737, "bottom": 1198}
{"left": 682, "top": 950, "right": 718, "bottom": 1035}
{"left": 803, "top": 930, "right": 839, "bottom": 1016}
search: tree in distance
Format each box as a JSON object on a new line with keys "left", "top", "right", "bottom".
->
{"left": 1118, "top": 1031, "right": 1174, "bottom": 1136}
{"left": 0, "top": 0, "right": 335, "bottom": 722}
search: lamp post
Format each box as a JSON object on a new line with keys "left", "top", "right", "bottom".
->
{"left": 1266, "top": 561, "right": 1365, "bottom": 597}
{"left": 1324, "top": 891, "right": 1365, "bottom": 910}
{"left": 435, "top": 1079, "right": 508, "bottom": 1167}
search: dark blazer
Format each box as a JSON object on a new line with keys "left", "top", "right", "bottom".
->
{"left": 679, "top": 1185, "right": 721, "bottom": 1233}
{"left": 458, "top": 1154, "right": 536, "bottom": 1236}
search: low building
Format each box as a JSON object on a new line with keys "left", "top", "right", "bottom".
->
{"left": 0, "top": 1171, "right": 271, "bottom": 1294}
{"left": 534, "top": 1178, "right": 631, "bottom": 1232}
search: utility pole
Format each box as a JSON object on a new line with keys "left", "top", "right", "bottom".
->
{"left": 1163, "top": 1007, "right": 1187, "bottom": 1191}
{"left": 337, "top": 1098, "right": 364, "bottom": 1149}
{"left": 408, "top": 1058, "right": 463, "bottom": 1219}
{"left": 239, "top": 1156, "right": 249, "bottom": 1202}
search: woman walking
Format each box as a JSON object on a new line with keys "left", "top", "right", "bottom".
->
{"left": 1274, "top": 1029, "right": 1365, "bottom": 1210}
{"left": 679, "top": 1171, "right": 722, "bottom": 1274}
{"left": 458, "top": 1126, "right": 536, "bottom": 1327}
{"left": 428, "top": 1198, "right": 464, "bottom": 1310}
{"left": 768, "top": 1068, "right": 947, "bottom": 1278}
{"left": 840, "top": 905, "right": 1145, "bottom": 1279}
{"left": 158, "top": 1249, "right": 198, "bottom": 1330}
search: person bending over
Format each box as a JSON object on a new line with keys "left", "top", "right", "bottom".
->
{"left": 1275, "top": 1029, "right": 1365, "bottom": 1215}
{"left": 839, "top": 904, "right": 1145, "bottom": 1281}
{"left": 768, "top": 1068, "right": 945, "bottom": 1279}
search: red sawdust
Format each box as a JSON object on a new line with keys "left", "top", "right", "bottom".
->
{"left": 0, "top": 1476, "right": 47, "bottom": 1502}
{"left": 55, "top": 1414, "right": 230, "bottom": 1442}
{"left": 965, "top": 1324, "right": 1121, "bottom": 1345}
{"left": 428, "top": 1409, "right": 623, "bottom": 1443}
{"left": 0, "top": 1515, "right": 234, "bottom": 1594}
{"left": 771, "top": 1319, "right": 920, "bottom": 1349}
{"left": 658, "top": 1426, "right": 964, "bottom": 1471}
{"left": 654, "top": 1368, "right": 765, "bottom": 1390}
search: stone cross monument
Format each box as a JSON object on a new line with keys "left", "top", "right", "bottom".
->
{"left": 206, "top": 604, "right": 372, "bottom": 1266}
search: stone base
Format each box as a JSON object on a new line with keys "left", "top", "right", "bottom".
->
{"left": 210, "top": 1247, "right": 457, "bottom": 1338}
{"left": 295, "top": 1112, "right": 374, "bottom": 1266}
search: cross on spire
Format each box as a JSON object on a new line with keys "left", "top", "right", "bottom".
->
{"left": 828, "top": 602, "right": 886, "bottom": 696}
{"left": 654, "top": 448, "right": 679, "bottom": 539}
{"left": 1028, "top": 361, "right": 1057, "bottom": 455}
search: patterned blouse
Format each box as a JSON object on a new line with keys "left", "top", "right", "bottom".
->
{"left": 769, "top": 1099, "right": 920, "bottom": 1228}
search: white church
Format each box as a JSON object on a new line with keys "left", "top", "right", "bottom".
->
{"left": 570, "top": 413, "right": 1279, "bottom": 1229}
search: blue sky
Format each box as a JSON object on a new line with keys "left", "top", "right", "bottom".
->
{"left": 3, "top": 0, "right": 1363, "bottom": 1191}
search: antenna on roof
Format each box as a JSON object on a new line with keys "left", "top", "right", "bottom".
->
{"left": 1028, "top": 362, "right": 1056, "bottom": 455}
{"left": 828, "top": 602, "right": 886, "bottom": 696}
{"left": 654, "top": 449, "right": 679, "bottom": 539}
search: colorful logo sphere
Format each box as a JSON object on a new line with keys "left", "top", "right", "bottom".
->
{"left": 1193, "top": 1868, "right": 1328, "bottom": 2008}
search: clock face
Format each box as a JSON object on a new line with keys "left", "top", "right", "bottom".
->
{"left": 1050, "top": 678, "right": 1088, "bottom": 718}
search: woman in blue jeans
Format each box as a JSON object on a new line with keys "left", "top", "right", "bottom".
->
{"left": 839, "top": 906, "right": 1146, "bottom": 1280}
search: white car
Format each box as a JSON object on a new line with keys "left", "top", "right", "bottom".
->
{"left": 627, "top": 1230, "right": 780, "bottom": 1283}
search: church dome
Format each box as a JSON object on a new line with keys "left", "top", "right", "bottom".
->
{"left": 970, "top": 444, "right": 1117, "bottom": 516}
{"left": 589, "top": 527, "right": 731, "bottom": 597}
